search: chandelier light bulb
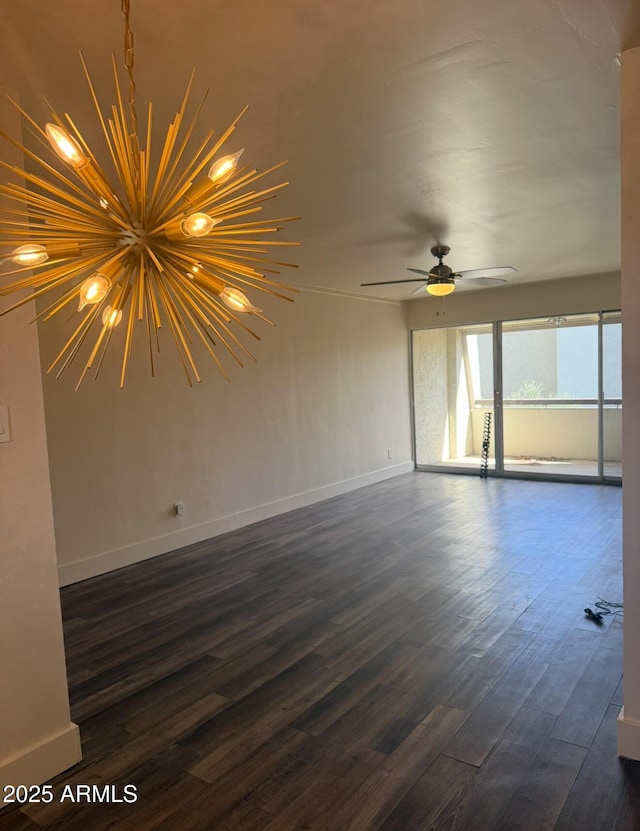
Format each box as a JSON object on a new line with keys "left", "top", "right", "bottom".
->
{"left": 78, "top": 273, "right": 112, "bottom": 310}
{"left": 102, "top": 305, "right": 123, "bottom": 328}
{"left": 44, "top": 123, "right": 87, "bottom": 169}
{"left": 8, "top": 243, "right": 49, "bottom": 266}
{"left": 208, "top": 149, "right": 244, "bottom": 185}
{"left": 180, "top": 213, "right": 219, "bottom": 237}
{"left": 220, "top": 286, "right": 260, "bottom": 313}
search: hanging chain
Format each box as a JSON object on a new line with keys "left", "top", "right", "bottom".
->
{"left": 122, "top": 0, "right": 141, "bottom": 192}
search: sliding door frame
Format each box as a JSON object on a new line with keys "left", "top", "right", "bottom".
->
{"left": 412, "top": 310, "right": 621, "bottom": 485}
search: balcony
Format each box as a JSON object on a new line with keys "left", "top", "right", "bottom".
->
{"left": 437, "top": 398, "right": 622, "bottom": 478}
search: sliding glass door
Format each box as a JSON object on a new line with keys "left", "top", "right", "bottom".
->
{"left": 501, "top": 314, "right": 599, "bottom": 477}
{"left": 602, "top": 312, "right": 622, "bottom": 479}
{"left": 412, "top": 324, "right": 494, "bottom": 472}
{"left": 412, "top": 311, "right": 621, "bottom": 483}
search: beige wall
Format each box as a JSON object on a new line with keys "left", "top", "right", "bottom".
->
{"left": 407, "top": 271, "right": 620, "bottom": 331}
{"left": 619, "top": 46, "right": 640, "bottom": 760}
{"left": 413, "top": 328, "right": 448, "bottom": 464}
{"left": 470, "top": 407, "right": 622, "bottom": 462}
{"left": 0, "top": 92, "right": 80, "bottom": 786}
{"left": 38, "top": 291, "right": 413, "bottom": 584}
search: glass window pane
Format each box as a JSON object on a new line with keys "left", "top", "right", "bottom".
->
{"left": 603, "top": 312, "right": 622, "bottom": 479}
{"left": 412, "top": 324, "right": 494, "bottom": 472}
{"left": 501, "top": 314, "right": 599, "bottom": 476}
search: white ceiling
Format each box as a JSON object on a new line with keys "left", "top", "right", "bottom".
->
{"left": 0, "top": 0, "right": 636, "bottom": 300}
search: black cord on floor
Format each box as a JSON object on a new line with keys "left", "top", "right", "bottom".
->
{"left": 584, "top": 597, "right": 623, "bottom": 625}
{"left": 594, "top": 597, "right": 624, "bottom": 616}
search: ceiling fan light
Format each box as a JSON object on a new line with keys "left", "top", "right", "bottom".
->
{"left": 427, "top": 279, "right": 455, "bottom": 297}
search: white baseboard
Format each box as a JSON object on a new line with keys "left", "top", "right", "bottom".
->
{"left": 618, "top": 707, "right": 640, "bottom": 760}
{"left": 58, "top": 462, "right": 415, "bottom": 586}
{"left": 0, "top": 722, "right": 81, "bottom": 789}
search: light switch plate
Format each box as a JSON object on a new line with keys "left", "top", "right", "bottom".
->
{"left": 0, "top": 405, "right": 10, "bottom": 443}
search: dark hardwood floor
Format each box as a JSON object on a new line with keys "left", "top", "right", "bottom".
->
{"left": 3, "top": 472, "right": 638, "bottom": 830}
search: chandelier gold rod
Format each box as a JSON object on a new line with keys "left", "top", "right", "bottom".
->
{"left": 83, "top": 279, "right": 129, "bottom": 374}
{"left": 208, "top": 265, "right": 296, "bottom": 303}
{"left": 201, "top": 237, "right": 298, "bottom": 247}
{"left": 0, "top": 225, "right": 120, "bottom": 243}
{"left": 143, "top": 102, "right": 152, "bottom": 214}
{"left": 79, "top": 52, "right": 122, "bottom": 180}
{"left": 164, "top": 269, "right": 257, "bottom": 366}
{"left": 92, "top": 278, "right": 133, "bottom": 385}
{"left": 0, "top": 251, "right": 114, "bottom": 302}
{"left": 213, "top": 216, "right": 301, "bottom": 230}
{"left": 136, "top": 248, "right": 145, "bottom": 320}
{"left": 147, "top": 87, "right": 218, "bottom": 219}
{"left": 38, "top": 283, "right": 92, "bottom": 322}
{"left": 148, "top": 69, "right": 205, "bottom": 208}
{"left": 152, "top": 243, "right": 296, "bottom": 293}
{"left": 152, "top": 107, "right": 249, "bottom": 222}
{"left": 81, "top": 299, "right": 127, "bottom": 390}
{"left": 108, "top": 104, "right": 138, "bottom": 213}
{"left": 59, "top": 111, "right": 129, "bottom": 222}
{"left": 146, "top": 267, "right": 162, "bottom": 331}
{"left": 49, "top": 303, "right": 104, "bottom": 379}
{"left": 198, "top": 181, "right": 292, "bottom": 222}
{"left": 0, "top": 112, "right": 111, "bottom": 211}
{"left": 161, "top": 248, "right": 265, "bottom": 344}
{"left": 0, "top": 215, "right": 121, "bottom": 238}
{"left": 148, "top": 171, "right": 290, "bottom": 236}
{"left": 196, "top": 162, "right": 290, "bottom": 215}
{"left": 144, "top": 269, "right": 160, "bottom": 363}
{"left": 1, "top": 175, "right": 132, "bottom": 237}
{"left": 161, "top": 276, "right": 232, "bottom": 381}
{"left": 154, "top": 274, "right": 201, "bottom": 385}
{"left": 107, "top": 52, "right": 145, "bottom": 215}
{"left": 155, "top": 89, "right": 209, "bottom": 209}
{"left": 0, "top": 157, "right": 125, "bottom": 228}
{"left": 120, "top": 276, "right": 137, "bottom": 387}
{"left": 153, "top": 103, "right": 249, "bottom": 217}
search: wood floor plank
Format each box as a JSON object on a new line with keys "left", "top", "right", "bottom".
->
{"left": 446, "top": 706, "right": 557, "bottom": 830}
{"left": 14, "top": 473, "right": 635, "bottom": 831}
{"left": 291, "top": 642, "right": 420, "bottom": 737}
{"left": 443, "top": 633, "right": 557, "bottom": 766}
{"left": 321, "top": 704, "right": 470, "bottom": 831}
{"left": 495, "top": 737, "right": 587, "bottom": 830}
{"left": 554, "top": 705, "right": 635, "bottom": 830}
{"left": 525, "top": 627, "right": 600, "bottom": 715}
{"left": 550, "top": 645, "right": 623, "bottom": 747}
{"left": 377, "top": 754, "right": 476, "bottom": 831}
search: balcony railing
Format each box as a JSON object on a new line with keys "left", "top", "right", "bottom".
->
{"left": 475, "top": 398, "right": 622, "bottom": 408}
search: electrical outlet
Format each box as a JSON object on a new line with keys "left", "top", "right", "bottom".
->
{"left": 174, "top": 501, "right": 185, "bottom": 517}
{"left": 387, "top": 448, "right": 394, "bottom": 460}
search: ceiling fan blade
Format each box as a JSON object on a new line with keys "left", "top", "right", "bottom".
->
{"left": 454, "top": 276, "right": 508, "bottom": 289}
{"left": 456, "top": 266, "right": 517, "bottom": 280}
{"left": 411, "top": 283, "right": 429, "bottom": 296}
{"left": 407, "top": 267, "right": 433, "bottom": 277}
{"left": 360, "top": 278, "right": 428, "bottom": 286}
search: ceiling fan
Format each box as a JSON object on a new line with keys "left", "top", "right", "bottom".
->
{"left": 361, "top": 245, "right": 517, "bottom": 297}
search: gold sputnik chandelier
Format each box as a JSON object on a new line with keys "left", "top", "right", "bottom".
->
{"left": 0, "top": 0, "right": 299, "bottom": 389}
